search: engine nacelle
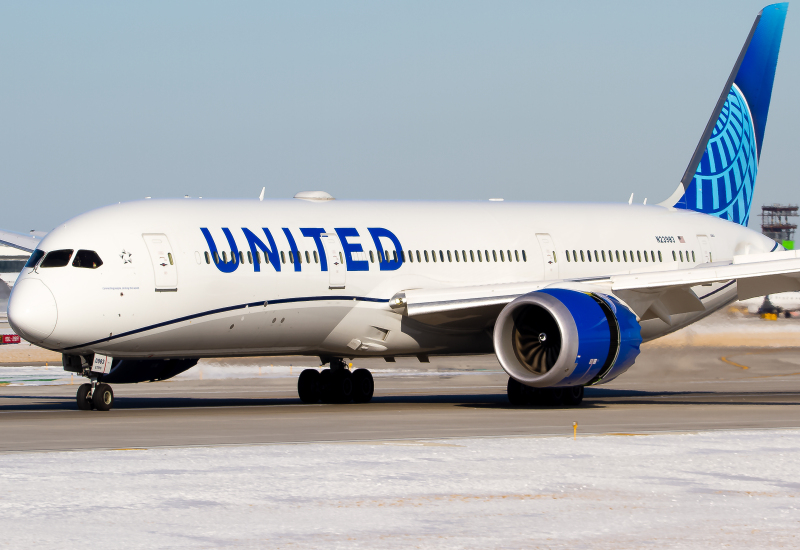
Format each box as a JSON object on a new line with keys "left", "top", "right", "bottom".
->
{"left": 493, "top": 289, "right": 641, "bottom": 388}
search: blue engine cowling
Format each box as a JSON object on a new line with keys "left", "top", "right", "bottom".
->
{"left": 493, "top": 288, "right": 642, "bottom": 388}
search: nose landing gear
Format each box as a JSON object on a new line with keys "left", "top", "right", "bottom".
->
{"left": 297, "top": 358, "right": 374, "bottom": 404}
{"left": 75, "top": 380, "right": 115, "bottom": 411}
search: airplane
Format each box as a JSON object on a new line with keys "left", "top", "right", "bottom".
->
{"left": 6, "top": 3, "right": 799, "bottom": 412}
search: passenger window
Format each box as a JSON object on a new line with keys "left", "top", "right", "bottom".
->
{"left": 651, "top": 251, "right": 655, "bottom": 262}
{"left": 566, "top": 250, "right": 571, "bottom": 262}
{"left": 515, "top": 250, "right": 520, "bottom": 262}
{"left": 204, "top": 252, "right": 211, "bottom": 264}
{"left": 289, "top": 251, "right": 294, "bottom": 264}
{"left": 485, "top": 250, "right": 489, "bottom": 262}
{"left": 431, "top": 251, "right": 437, "bottom": 263}
{"left": 630, "top": 251, "right": 634, "bottom": 261}
{"left": 424, "top": 250, "right": 429, "bottom": 262}
{"left": 492, "top": 250, "right": 497, "bottom": 262}
{"left": 401, "top": 251, "right": 405, "bottom": 263}
{"left": 508, "top": 250, "right": 512, "bottom": 261}
{"left": 580, "top": 250, "right": 585, "bottom": 262}
{"left": 643, "top": 251, "right": 648, "bottom": 262}
{"left": 500, "top": 250, "right": 505, "bottom": 262}
{"left": 393, "top": 251, "right": 398, "bottom": 262}
{"left": 553, "top": 251, "right": 557, "bottom": 263}
{"left": 168, "top": 253, "right": 174, "bottom": 265}
{"left": 692, "top": 251, "right": 696, "bottom": 262}
{"left": 593, "top": 251, "right": 598, "bottom": 262}
{"left": 314, "top": 251, "right": 319, "bottom": 264}
{"left": 572, "top": 250, "right": 577, "bottom": 262}
{"left": 672, "top": 251, "right": 676, "bottom": 261}
{"left": 305, "top": 251, "right": 310, "bottom": 264}
{"left": 72, "top": 250, "right": 103, "bottom": 269}
{"left": 587, "top": 250, "right": 592, "bottom": 262}
{"left": 238, "top": 251, "right": 244, "bottom": 264}
{"left": 622, "top": 250, "right": 627, "bottom": 262}
{"left": 522, "top": 250, "right": 527, "bottom": 262}
{"left": 658, "top": 251, "right": 662, "bottom": 262}
{"left": 214, "top": 252, "right": 220, "bottom": 264}
{"left": 477, "top": 250, "right": 483, "bottom": 262}
{"left": 221, "top": 251, "right": 227, "bottom": 263}
{"left": 470, "top": 250, "right": 475, "bottom": 262}
{"left": 454, "top": 250, "right": 459, "bottom": 262}
{"left": 339, "top": 252, "right": 344, "bottom": 264}
{"left": 439, "top": 250, "right": 444, "bottom": 262}
{"left": 637, "top": 251, "right": 642, "bottom": 262}
{"left": 679, "top": 251, "right": 684, "bottom": 262}
{"left": 25, "top": 250, "right": 45, "bottom": 268}
{"left": 369, "top": 251, "right": 374, "bottom": 263}
{"left": 601, "top": 250, "right": 606, "bottom": 262}
{"left": 462, "top": 250, "right": 467, "bottom": 262}
{"left": 416, "top": 250, "right": 422, "bottom": 262}
{"left": 281, "top": 251, "right": 286, "bottom": 264}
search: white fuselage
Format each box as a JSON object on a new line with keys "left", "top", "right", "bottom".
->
{"left": 8, "top": 198, "right": 777, "bottom": 360}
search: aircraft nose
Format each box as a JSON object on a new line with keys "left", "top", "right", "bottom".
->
{"left": 8, "top": 279, "right": 58, "bottom": 343}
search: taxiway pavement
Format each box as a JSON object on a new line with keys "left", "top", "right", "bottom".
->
{"left": 1, "top": 344, "right": 799, "bottom": 453}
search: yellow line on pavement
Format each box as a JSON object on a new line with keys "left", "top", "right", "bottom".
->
{"left": 720, "top": 356, "right": 749, "bottom": 370}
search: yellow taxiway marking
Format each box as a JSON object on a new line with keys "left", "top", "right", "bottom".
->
{"left": 720, "top": 356, "right": 749, "bottom": 370}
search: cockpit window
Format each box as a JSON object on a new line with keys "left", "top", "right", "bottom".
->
{"left": 40, "top": 249, "right": 74, "bottom": 268}
{"left": 24, "top": 249, "right": 45, "bottom": 268}
{"left": 72, "top": 250, "right": 103, "bottom": 269}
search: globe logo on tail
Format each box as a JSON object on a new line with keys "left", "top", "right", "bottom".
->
{"left": 683, "top": 84, "right": 758, "bottom": 225}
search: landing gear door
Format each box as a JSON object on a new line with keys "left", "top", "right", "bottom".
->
{"left": 323, "top": 234, "right": 346, "bottom": 289}
{"left": 536, "top": 233, "right": 558, "bottom": 279}
{"left": 142, "top": 233, "right": 178, "bottom": 291}
{"left": 697, "top": 234, "right": 713, "bottom": 263}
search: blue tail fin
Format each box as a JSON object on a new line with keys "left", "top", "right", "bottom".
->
{"left": 665, "top": 3, "right": 787, "bottom": 226}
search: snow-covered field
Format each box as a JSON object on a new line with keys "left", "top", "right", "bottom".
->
{"left": 1, "top": 430, "right": 798, "bottom": 549}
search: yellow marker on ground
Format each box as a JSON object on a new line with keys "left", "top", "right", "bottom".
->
{"left": 573, "top": 422, "right": 578, "bottom": 440}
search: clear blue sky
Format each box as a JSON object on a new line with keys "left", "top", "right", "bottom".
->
{"left": 1, "top": 1, "right": 797, "bottom": 232}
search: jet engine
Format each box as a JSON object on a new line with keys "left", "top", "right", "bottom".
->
{"left": 493, "top": 288, "right": 641, "bottom": 388}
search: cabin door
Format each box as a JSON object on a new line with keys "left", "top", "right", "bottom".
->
{"left": 536, "top": 233, "right": 559, "bottom": 279}
{"left": 697, "top": 235, "right": 713, "bottom": 263}
{"left": 142, "top": 233, "right": 178, "bottom": 291}
{"left": 323, "top": 234, "right": 346, "bottom": 289}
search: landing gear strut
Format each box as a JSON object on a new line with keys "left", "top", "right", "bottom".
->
{"left": 297, "top": 358, "right": 374, "bottom": 404}
{"left": 75, "top": 380, "right": 115, "bottom": 411}
{"left": 507, "top": 377, "right": 583, "bottom": 407}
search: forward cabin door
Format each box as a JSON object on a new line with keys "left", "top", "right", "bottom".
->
{"left": 697, "top": 235, "right": 713, "bottom": 263}
{"left": 323, "top": 233, "right": 346, "bottom": 289}
{"left": 143, "top": 233, "right": 178, "bottom": 291}
{"left": 536, "top": 233, "right": 559, "bottom": 279}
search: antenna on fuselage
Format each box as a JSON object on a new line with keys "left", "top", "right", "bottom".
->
{"left": 259, "top": 187, "right": 265, "bottom": 201}
{"left": 628, "top": 193, "right": 634, "bottom": 205}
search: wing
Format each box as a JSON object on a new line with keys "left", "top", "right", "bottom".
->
{"left": 390, "top": 250, "right": 800, "bottom": 329}
{"left": 0, "top": 228, "right": 44, "bottom": 253}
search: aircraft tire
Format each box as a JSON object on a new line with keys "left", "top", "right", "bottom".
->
{"left": 506, "top": 378, "right": 528, "bottom": 406}
{"left": 351, "top": 368, "right": 374, "bottom": 403}
{"left": 76, "top": 383, "right": 93, "bottom": 410}
{"left": 541, "top": 387, "right": 564, "bottom": 407}
{"left": 297, "top": 369, "right": 321, "bottom": 404}
{"left": 561, "top": 386, "right": 584, "bottom": 407}
{"left": 320, "top": 368, "right": 353, "bottom": 404}
{"left": 92, "top": 383, "right": 114, "bottom": 411}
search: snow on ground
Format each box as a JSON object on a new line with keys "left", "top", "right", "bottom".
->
{"left": 0, "top": 365, "right": 74, "bottom": 386}
{"left": 0, "top": 430, "right": 798, "bottom": 549}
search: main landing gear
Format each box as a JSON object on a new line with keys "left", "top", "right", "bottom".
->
{"left": 507, "top": 377, "right": 583, "bottom": 407}
{"left": 76, "top": 380, "right": 115, "bottom": 411}
{"left": 297, "top": 358, "right": 374, "bottom": 404}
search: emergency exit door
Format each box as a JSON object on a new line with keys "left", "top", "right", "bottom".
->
{"left": 323, "top": 234, "right": 346, "bottom": 289}
{"left": 143, "top": 233, "right": 178, "bottom": 291}
{"left": 536, "top": 233, "right": 559, "bottom": 279}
